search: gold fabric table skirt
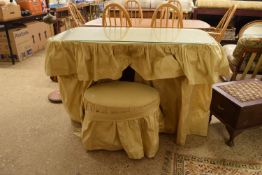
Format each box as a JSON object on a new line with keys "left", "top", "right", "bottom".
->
{"left": 46, "top": 27, "right": 231, "bottom": 145}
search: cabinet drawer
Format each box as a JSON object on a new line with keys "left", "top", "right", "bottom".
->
{"left": 237, "top": 105, "right": 262, "bottom": 129}
{"left": 211, "top": 90, "right": 240, "bottom": 128}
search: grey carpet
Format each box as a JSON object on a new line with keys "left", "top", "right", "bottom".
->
{"left": 0, "top": 51, "right": 261, "bottom": 175}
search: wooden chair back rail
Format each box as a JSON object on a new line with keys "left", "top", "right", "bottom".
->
{"left": 241, "top": 52, "right": 262, "bottom": 80}
{"left": 238, "top": 20, "right": 262, "bottom": 38}
{"left": 125, "top": 0, "right": 143, "bottom": 20}
{"left": 151, "top": 3, "right": 183, "bottom": 28}
{"left": 102, "top": 3, "right": 132, "bottom": 27}
{"left": 68, "top": 2, "right": 85, "bottom": 27}
{"left": 167, "top": 0, "right": 182, "bottom": 14}
{"left": 208, "top": 5, "right": 237, "bottom": 42}
{"left": 232, "top": 49, "right": 262, "bottom": 80}
{"left": 168, "top": 0, "right": 192, "bottom": 19}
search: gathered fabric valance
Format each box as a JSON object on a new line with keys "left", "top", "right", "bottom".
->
{"left": 46, "top": 41, "right": 230, "bottom": 85}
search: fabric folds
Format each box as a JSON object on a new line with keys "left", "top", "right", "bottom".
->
{"left": 81, "top": 82, "right": 161, "bottom": 159}
{"left": 46, "top": 41, "right": 230, "bottom": 83}
{"left": 46, "top": 37, "right": 231, "bottom": 145}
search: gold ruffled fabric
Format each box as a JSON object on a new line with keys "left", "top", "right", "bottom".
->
{"left": 81, "top": 82, "right": 161, "bottom": 159}
{"left": 46, "top": 41, "right": 230, "bottom": 83}
{"left": 134, "top": 75, "right": 212, "bottom": 145}
{"left": 46, "top": 39, "right": 230, "bottom": 145}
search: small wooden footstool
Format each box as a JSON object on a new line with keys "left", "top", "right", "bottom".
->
{"left": 210, "top": 79, "right": 262, "bottom": 146}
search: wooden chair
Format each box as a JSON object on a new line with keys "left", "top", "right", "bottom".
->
{"left": 228, "top": 38, "right": 262, "bottom": 81}
{"left": 124, "top": 0, "right": 143, "bottom": 22}
{"left": 165, "top": 0, "right": 183, "bottom": 18}
{"left": 151, "top": 3, "right": 183, "bottom": 28}
{"left": 167, "top": 0, "right": 182, "bottom": 12}
{"left": 102, "top": 2, "right": 132, "bottom": 27}
{"left": 68, "top": 2, "right": 86, "bottom": 27}
{"left": 238, "top": 20, "right": 262, "bottom": 39}
{"left": 222, "top": 19, "right": 262, "bottom": 81}
{"left": 207, "top": 5, "right": 237, "bottom": 42}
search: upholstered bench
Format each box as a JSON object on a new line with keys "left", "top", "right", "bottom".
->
{"left": 81, "top": 81, "right": 161, "bottom": 159}
{"left": 210, "top": 79, "right": 262, "bottom": 146}
{"left": 193, "top": 0, "right": 262, "bottom": 19}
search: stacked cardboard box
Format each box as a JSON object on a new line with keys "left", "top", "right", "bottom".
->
{"left": 0, "top": 3, "right": 21, "bottom": 21}
{"left": 0, "top": 27, "right": 33, "bottom": 62}
{"left": 25, "top": 21, "right": 54, "bottom": 53}
{"left": 0, "top": 32, "right": 9, "bottom": 55}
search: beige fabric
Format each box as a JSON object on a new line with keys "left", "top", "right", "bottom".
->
{"left": 223, "top": 44, "right": 237, "bottom": 71}
{"left": 84, "top": 81, "right": 159, "bottom": 108}
{"left": 45, "top": 27, "right": 231, "bottom": 145}
{"left": 135, "top": 75, "right": 211, "bottom": 145}
{"left": 197, "top": 0, "right": 233, "bottom": 8}
{"left": 241, "top": 23, "right": 262, "bottom": 38}
{"left": 196, "top": 0, "right": 262, "bottom": 10}
{"left": 46, "top": 42, "right": 230, "bottom": 83}
{"left": 82, "top": 81, "right": 160, "bottom": 159}
{"left": 58, "top": 75, "right": 92, "bottom": 122}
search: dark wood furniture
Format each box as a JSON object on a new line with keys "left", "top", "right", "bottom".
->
{"left": 193, "top": 7, "right": 262, "bottom": 35}
{"left": 49, "top": 2, "right": 102, "bottom": 34}
{"left": 193, "top": 7, "right": 262, "bottom": 19}
{"left": 210, "top": 79, "right": 262, "bottom": 146}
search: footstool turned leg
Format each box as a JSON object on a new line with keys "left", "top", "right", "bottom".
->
{"left": 225, "top": 126, "right": 243, "bottom": 147}
{"left": 225, "top": 126, "right": 235, "bottom": 147}
{"left": 226, "top": 135, "right": 235, "bottom": 147}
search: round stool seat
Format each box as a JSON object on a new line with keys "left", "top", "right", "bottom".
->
{"left": 81, "top": 81, "right": 161, "bottom": 159}
{"left": 84, "top": 81, "right": 159, "bottom": 108}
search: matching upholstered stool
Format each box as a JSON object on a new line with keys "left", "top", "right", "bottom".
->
{"left": 210, "top": 79, "right": 262, "bottom": 146}
{"left": 81, "top": 81, "right": 161, "bottom": 159}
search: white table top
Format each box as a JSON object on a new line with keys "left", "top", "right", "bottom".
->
{"left": 51, "top": 27, "right": 216, "bottom": 44}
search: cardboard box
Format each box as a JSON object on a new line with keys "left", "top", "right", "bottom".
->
{"left": 0, "top": 27, "right": 33, "bottom": 62}
{"left": 39, "top": 23, "right": 54, "bottom": 49}
{"left": 0, "top": 3, "right": 21, "bottom": 21}
{"left": 16, "top": 0, "right": 42, "bottom": 15}
{"left": 25, "top": 21, "right": 42, "bottom": 53}
{"left": 25, "top": 21, "right": 54, "bottom": 53}
{"left": 0, "top": 42, "right": 9, "bottom": 54}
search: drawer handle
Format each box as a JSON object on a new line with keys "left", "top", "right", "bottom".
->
{"left": 217, "top": 105, "right": 224, "bottom": 111}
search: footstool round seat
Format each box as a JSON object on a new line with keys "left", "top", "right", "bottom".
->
{"left": 81, "top": 81, "right": 161, "bottom": 159}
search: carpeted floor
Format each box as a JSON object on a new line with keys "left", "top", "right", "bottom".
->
{"left": 0, "top": 51, "right": 261, "bottom": 175}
